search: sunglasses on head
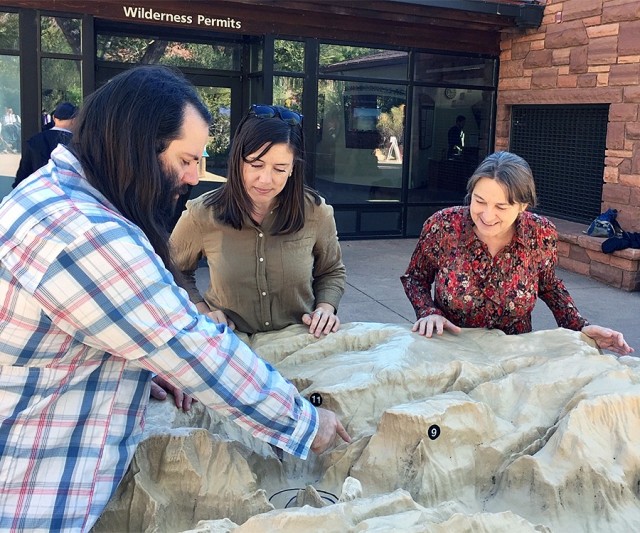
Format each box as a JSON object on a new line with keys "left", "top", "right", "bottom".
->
{"left": 249, "top": 104, "right": 303, "bottom": 126}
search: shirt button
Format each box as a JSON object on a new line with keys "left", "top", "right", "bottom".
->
{"left": 258, "top": 233, "right": 263, "bottom": 238}
{"left": 261, "top": 291, "right": 267, "bottom": 296}
{"left": 265, "top": 321, "right": 270, "bottom": 326}
{"left": 259, "top": 257, "right": 264, "bottom": 262}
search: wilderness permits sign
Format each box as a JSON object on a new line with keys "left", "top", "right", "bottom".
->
{"left": 122, "top": 6, "right": 242, "bottom": 30}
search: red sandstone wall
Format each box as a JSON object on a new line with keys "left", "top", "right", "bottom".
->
{"left": 497, "top": 0, "right": 640, "bottom": 232}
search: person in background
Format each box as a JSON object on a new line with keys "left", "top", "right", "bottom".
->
{"left": 1, "top": 106, "right": 21, "bottom": 152}
{"left": 170, "top": 104, "right": 346, "bottom": 338}
{"left": 447, "top": 114, "right": 465, "bottom": 158}
{"left": 13, "top": 101, "right": 77, "bottom": 188}
{"left": 401, "top": 151, "right": 633, "bottom": 356}
{"left": 0, "top": 66, "right": 349, "bottom": 532}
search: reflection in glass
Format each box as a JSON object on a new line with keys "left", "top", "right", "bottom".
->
{"left": 408, "top": 87, "right": 492, "bottom": 204}
{"left": 195, "top": 86, "right": 232, "bottom": 179}
{"left": 41, "top": 17, "right": 81, "bottom": 55}
{"left": 96, "top": 35, "right": 241, "bottom": 70}
{"left": 41, "top": 58, "right": 82, "bottom": 114}
{"left": 273, "top": 76, "right": 303, "bottom": 113}
{"left": 0, "top": 12, "right": 19, "bottom": 50}
{"left": 274, "top": 40, "right": 304, "bottom": 72}
{"left": 0, "top": 54, "right": 20, "bottom": 184}
{"left": 320, "top": 46, "right": 408, "bottom": 80}
{"left": 414, "top": 53, "right": 496, "bottom": 86}
{"left": 316, "top": 80, "right": 406, "bottom": 205}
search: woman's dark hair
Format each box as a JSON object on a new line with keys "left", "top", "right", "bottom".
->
{"left": 465, "top": 151, "right": 537, "bottom": 207}
{"left": 204, "top": 111, "right": 320, "bottom": 235}
{"left": 69, "top": 65, "right": 211, "bottom": 274}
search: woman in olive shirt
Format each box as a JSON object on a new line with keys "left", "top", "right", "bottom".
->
{"left": 170, "top": 105, "right": 346, "bottom": 337}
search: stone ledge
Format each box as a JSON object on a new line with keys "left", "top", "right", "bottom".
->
{"left": 548, "top": 216, "right": 640, "bottom": 291}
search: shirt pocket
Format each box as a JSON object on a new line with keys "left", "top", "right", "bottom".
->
{"left": 280, "top": 237, "right": 314, "bottom": 292}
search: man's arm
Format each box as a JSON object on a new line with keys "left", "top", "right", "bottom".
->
{"left": 31, "top": 220, "right": 321, "bottom": 458}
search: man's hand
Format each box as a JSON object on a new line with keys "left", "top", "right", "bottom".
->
{"left": 150, "top": 376, "right": 196, "bottom": 412}
{"left": 310, "top": 407, "right": 351, "bottom": 454}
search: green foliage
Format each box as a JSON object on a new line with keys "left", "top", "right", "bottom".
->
{"left": 377, "top": 104, "right": 405, "bottom": 146}
{"left": 274, "top": 40, "right": 304, "bottom": 72}
{"left": 0, "top": 12, "right": 19, "bottom": 50}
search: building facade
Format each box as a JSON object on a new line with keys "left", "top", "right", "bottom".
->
{"left": 498, "top": 0, "right": 640, "bottom": 233}
{"left": 17, "top": 1, "right": 630, "bottom": 240}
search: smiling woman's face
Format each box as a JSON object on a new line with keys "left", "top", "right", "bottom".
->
{"left": 469, "top": 177, "right": 526, "bottom": 244}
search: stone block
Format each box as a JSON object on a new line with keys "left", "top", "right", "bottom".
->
{"left": 546, "top": 21, "right": 589, "bottom": 49}
{"left": 558, "top": 256, "right": 591, "bottom": 276}
{"left": 619, "top": 174, "right": 640, "bottom": 187}
{"left": 619, "top": 19, "right": 640, "bottom": 55}
{"left": 588, "top": 36, "right": 619, "bottom": 65}
{"left": 626, "top": 122, "right": 640, "bottom": 140}
{"left": 499, "top": 77, "right": 531, "bottom": 90}
{"left": 511, "top": 41, "right": 530, "bottom": 60}
{"left": 623, "top": 86, "right": 640, "bottom": 103}
{"left": 609, "top": 63, "right": 640, "bottom": 86}
{"left": 501, "top": 60, "right": 524, "bottom": 78}
{"left": 557, "top": 75, "right": 578, "bottom": 88}
{"left": 552, "top": 48, "right": 572, "bottom": 66}
{"left": 569, "top": 46, "right": 588, "bottom": 74}
{"left": 577, "top": 73, "right": 597, "bottom": 88}
{"left": 586, "top": 249, "right": 611, "bottom": 264}
{"left": 603, "top": 1, "right": 640, "bottom": 24}
{"left": 603, "top": 166, "right": 619, "bottom": 183}
{"left": 557, "top": 240, "right": 570, "bottom": 257}
{"left": 618, "top": 205, "right": 640, "bottom": 232}
{"left": 621, "top": 270, "right": 640, "bottom": 291}
{"left": 610, "top": 255, "right": 639, "bottom": 272}
{"left": 603, "top": 183, "right": 631, "bottom": 204}
{"left": 570, "top": 245, "right": 592, "bottom": 263}
{"left": 630, "top": 186, "right": 640, "bottom": 207}
{"left": 563, "top": 0, "right": 603, "bottom": 22}
{"left": 531, "top": 68, "right": 558, "bottom": 89}
{"left": 590, "top": 261, "right": 623, "bottom": 288}
{"left": 524, "top": 49, "right": 553, "bottom": 69}
{"left": 618, "top": 54, "right": 640, "bottom": 64}
{"left": 607, "top": 122, "right": 626, "bottom": 150}
{"left": 605, "top": 156, "right": 624, "bottom": 167}
{"left": 577, "top": 235, "right": 607, "bottom": 253}
{"left": 586, "top": 23, "right": 619, "bottom": 39}
{"left": 609, "top": 103, "right": 638, "bottom": 122}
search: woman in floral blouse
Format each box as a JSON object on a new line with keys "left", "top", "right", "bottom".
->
{"left": 401, "top": 151, "right": 633, "bottom": 356}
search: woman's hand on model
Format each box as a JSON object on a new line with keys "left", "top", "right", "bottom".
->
{"left": 302, "top": 303, "right": 340, "bottom": 338}
{"left": 412, "top": 315, "right": 462, "bottom": 337}
{"left": 310, "top": 407, "right": 351, "bottom": 454}
{"left": 581, "top": 324, "right": 634, "bottom": 356}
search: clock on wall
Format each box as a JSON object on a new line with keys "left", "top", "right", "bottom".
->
{"left": 444, "top": 88, "right": 457, "bottom": 99}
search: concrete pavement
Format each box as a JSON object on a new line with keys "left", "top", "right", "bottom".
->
{"left": 338, "top": 238, "right": 640, "bottom": 351}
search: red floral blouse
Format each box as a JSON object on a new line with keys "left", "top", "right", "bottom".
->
{"left": 400, "top": 206, "right": 588, "bottom": 335}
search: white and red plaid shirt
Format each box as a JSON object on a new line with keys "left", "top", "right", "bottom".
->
{"left": 0, "top": 146, "right": 317, "bottom": 532}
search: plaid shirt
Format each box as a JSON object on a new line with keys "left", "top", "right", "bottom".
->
{"left": 0, "top": 146, "right": 318, "bottom": 532}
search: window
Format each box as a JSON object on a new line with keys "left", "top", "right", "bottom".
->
{"left": 41, "top": 16, "right": 82, "bottom": 115}
{"left": 0, "top": 11, "right": 20, "bottom": 189}
{"left": 315, "top": 79, "right": 406, "bottom": 205}
{"left": 510, "top": 105, "right": 608, "bottom": 223}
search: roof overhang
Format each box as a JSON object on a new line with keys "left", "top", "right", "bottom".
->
{"left": 383, "top": 0, "right": 544, "bottom": 28}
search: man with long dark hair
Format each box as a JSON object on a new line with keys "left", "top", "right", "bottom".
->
{"left": 0, "top": 66, "right": 349, "bottom": 531}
